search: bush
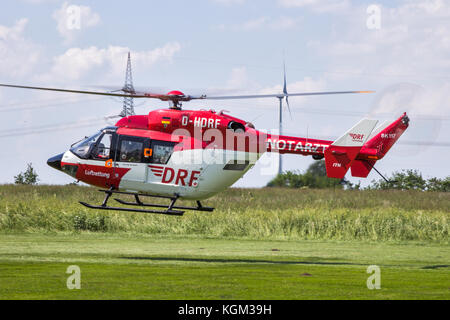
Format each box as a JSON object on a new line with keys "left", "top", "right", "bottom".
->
{"left": 14, "top": 163, "right": 39, "bottom": 185}
{"left": 369, "top": 170, "right": 449, "bottom": 192}
{"left": 426, "top": 177, "right": 450, "bottom": 192}
{"left": 267, "top": 160, "right": 348, "bottom": 189}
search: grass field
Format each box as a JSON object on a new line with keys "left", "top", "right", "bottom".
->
{"left": 0, "top": 185, "right": 448, "bottom": 299}
{"left": 0, "top": 185, "right": 448, "bottom": 241}
{"left": 0, "top": 234, "right": 449, "bottom": 299}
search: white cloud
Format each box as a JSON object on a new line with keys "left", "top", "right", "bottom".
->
{"left": 20, "top": 0, "right": 58, "bottom": 3}
{"left": 270, "top": 16, "right": 299, "bottom": 30}
{"left": 278, "top": 0, "right": 350, "bottom": 13}
{"left": 227, "top": 67, "right": 250, "bottom": 88}
{"left": 242, "top": 17, "right": 269, "bottom": 31}
{"left": 222, "top": 66, "right": 325, "bottom": 97}
{"left": 217, "top": 16, "right": 300, "bottom": 31}
{"left": 303, "top": 1, "right": 450, "bottom": 117}
{"left": 52, "top": 1, "right": 100, "bottom": 44}
{"left": 326, "top": 1, "right": 450, "bottom": 72}
{"left": 261, "top": 77, "right": 326, "bottom": 96}
{"left": 211, "top": 0, "right": 246, "bottom": 5}
{"left": 397, "top": 0, "right": 450, "bottom": 16}
{"left": 0, "top": 17, "right": 28, "bottom": 39}
{"left": 0, "top": 18, "right": 41, "bottom": 78}
{"left": 253, "top": 77, "right": 327, "bottom": 108}
{"left": 37, "top": 42, "right": 182, "bottom": 83}
{"left": 369, "top": 83, "right": 450, "bottom": 116}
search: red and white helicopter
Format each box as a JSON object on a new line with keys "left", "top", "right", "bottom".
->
{"left": 0, "top": 83, "right": 409, "bottom": 215}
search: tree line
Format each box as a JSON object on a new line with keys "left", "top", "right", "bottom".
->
{"left": 267, "top": 161, "right": 449, "bottom": 192}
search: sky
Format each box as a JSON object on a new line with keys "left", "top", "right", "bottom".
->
{"left": 0, "top": 0, "right": 449, "bottom": 187}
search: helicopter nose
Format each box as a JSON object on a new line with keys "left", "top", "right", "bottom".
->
{"left": 47, "top": 153, "right": 64, "bottom": 171}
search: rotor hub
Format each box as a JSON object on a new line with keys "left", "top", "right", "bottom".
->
{"left": 167, "top": 90, "right": 185, "bottom": 96}
{"left": 166, "top": 90, "right": 186, "bottom": 109}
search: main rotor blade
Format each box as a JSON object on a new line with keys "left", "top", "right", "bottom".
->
{"left": 200, "top": 91, "right": 375, "bottom": 100}
{"left": 0, "top": 83, "right": 374, "bottom": 104}
{"left": 90, "top": 85, "right": 169, "bottom": 95}
{"left": 0, "top": 83, "right": 150, "bottom": 98}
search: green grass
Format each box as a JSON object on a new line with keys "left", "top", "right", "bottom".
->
{"left": 0, "top": 185, "right": 448, "bottom": 299}
{"left": 0, "top": 234, "right": 449, "bottom": 299}
{"left": 0, "top": 185, "right": 448, "bottom": 241}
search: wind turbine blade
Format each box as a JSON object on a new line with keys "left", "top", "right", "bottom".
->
{"left": 283, "top": 60, "right": 292, "bottom": 120}
{"left": 285, "top": 96, "right": 293, "bottom": 120}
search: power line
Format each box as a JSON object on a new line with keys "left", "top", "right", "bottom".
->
{"left": 194, "top": 99, "right": 450, "bottom": 121}
{"left": 0, "top": 117, "right": 108, "bottom": 138}
{"left": 0, "top": 96, "right": 106, "bottom": 113}
{"left": 168, "top": 54, "right": 450, "bottom": 80}
{"left": 121, "top": 52, "right": 136, "bottom": 117}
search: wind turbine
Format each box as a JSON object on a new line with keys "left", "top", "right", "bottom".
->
{"left": 277, "top": 61, "right": 292, "bottom": 175}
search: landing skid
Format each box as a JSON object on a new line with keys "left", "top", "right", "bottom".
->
{"left": 79, "top": 188, "right": 214, "bottom": 216}
{"left": 79, "top": 201, "right": 184, "bottom": 216}
{"left": 115, "top": 197, "right": 214, "bottom": 212}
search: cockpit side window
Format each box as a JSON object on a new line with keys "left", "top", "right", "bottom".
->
{"left": 70, "top": 131, "right": 102, "bottom": 159}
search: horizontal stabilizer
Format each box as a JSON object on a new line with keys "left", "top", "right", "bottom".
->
{"left": 351, "top": 159, "right": 376, "bottom": 178}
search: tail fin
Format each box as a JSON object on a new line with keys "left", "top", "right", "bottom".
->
{"left": 367, "top": 120, "right": 391, "bottom": 141}
{"left": 350, "top": 113, "right": 410, "bottom": 178}
{"left": 325, "top": 118, "right": 378, "bottom": 179}
{"left": 363, "top": 112, "right": 410, "bottom": 158}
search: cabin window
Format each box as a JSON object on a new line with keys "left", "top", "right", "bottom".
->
{"left": 119, "top": 139, "right": 144, "bottom": 163}
{"left": 116, "top": 135, "right": 151, "bottom": 163}
{"left": 151, "top": 141, "right": 175, "bottom": 164}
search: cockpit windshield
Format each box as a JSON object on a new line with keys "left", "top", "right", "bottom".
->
{"left": 70, "top": 131, "right": 102, "bottom": 159}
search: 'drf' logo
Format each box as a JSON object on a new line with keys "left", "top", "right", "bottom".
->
{"left": 149, "top": 165, "right": 200, "bottom": 187}
{"left": 349, "top": 133, "right": 365, "bottom": 142}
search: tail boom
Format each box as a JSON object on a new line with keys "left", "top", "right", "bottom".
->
{"left": 263, "top": 113, "right": 409, "bottom": 179}
{"left": 265, "top": 136, "right": 332, "bottom": 158}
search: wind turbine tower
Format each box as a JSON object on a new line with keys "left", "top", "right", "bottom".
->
{"left": 278, "top": 61, "right": 290, "bottom": 175}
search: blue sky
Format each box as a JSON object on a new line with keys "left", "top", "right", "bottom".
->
{"left": 0, "top": 0, "right": 449, "bottom": 187}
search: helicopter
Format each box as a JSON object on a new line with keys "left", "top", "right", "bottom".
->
{"left": 0, "top": 83, "right": 409, "bottom": 215}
